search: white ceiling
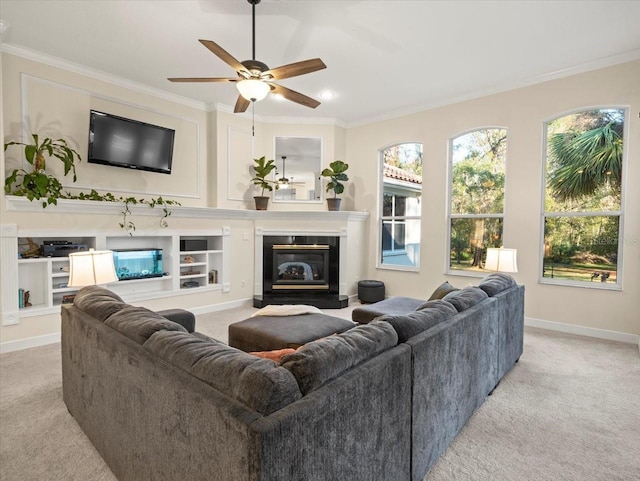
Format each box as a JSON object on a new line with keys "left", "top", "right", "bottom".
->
{"left": 1, "top": 0, "right": 640, "bottom": 127}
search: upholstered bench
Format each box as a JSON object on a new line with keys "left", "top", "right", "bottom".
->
{"left": 228, "top": 312, "right": 355, "bottom": 352}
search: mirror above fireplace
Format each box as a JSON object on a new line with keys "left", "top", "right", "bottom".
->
{"left": 273, "top": 137, "right": 322, "bottom": 203}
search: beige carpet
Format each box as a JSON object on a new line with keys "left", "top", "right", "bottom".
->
{"left": 1, "top": 304, "right": 638, "bottom": 481}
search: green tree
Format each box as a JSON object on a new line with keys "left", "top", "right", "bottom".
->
{"left": 451, "top": 129, "right": 506, "bottom": 267}
{"left": 547, "top": 110, "right": 623, "bottom": 206}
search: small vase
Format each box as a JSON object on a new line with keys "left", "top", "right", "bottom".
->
{"left": 326, "top": 198, "right": 341, "bottom": 211}
{"left": 254, "top": 196, "right": 270, "bottom": 210}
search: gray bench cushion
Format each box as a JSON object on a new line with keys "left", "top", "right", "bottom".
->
{"left": 280, "top": 320, "right": 398, "bottom": 395}
{"left": 105, "top": 306, "right": 188, "bottom": 344}
{"left": 352, "top": 296, "right": 425, "bottom": 324}
{"left": 145, "top": 330, "right": 302, "bottom": 415}
{"left": 379, "top": 300, "right": 458, "bottom": 343}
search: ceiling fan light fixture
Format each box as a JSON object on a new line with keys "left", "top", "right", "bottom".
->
{"left": 236, "top": 79, "right": 270, "bottom": 102}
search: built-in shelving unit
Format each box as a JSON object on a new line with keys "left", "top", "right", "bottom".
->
{"left": 1, "top": 226, "right": 230, "bottom": 325}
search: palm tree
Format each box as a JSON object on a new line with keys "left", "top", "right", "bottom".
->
{"left": 547, "top": 111, "right": 623, "bottom": 202}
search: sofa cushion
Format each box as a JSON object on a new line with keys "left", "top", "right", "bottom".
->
{"left": 380, "top": 300, "right": 458, "bottom": 343}
{"left": 478, "top": 273, "right": 517, "bottom": 297}
{"left": 280, "top": 320, "right": 398, "bottom": 395}
{"left": 442, "top": 286, "right": 489, "bottom": 312}
{"left": 73, "top": 285, "right": 127, "bottom": 321}
{"left": 105, "top": 306, "right": 188, "bottom": 344}
{"left": 352, "top": 296, "right": 425, "bottom": 324}
{"left": 427, "top": 281, "right": 459, "bottom": 301}
{"left": 144, "top": 330, "right": 302, "bottom": 415}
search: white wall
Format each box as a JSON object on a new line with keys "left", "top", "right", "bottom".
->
{"left": 347, "top": 60, "right": 640, "bottom": 338}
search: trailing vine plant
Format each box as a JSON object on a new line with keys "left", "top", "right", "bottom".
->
{"left": 72, "top": 190, "right": 181, "bottom": 236}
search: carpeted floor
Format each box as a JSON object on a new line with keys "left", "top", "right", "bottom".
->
{"left": 1, "top": 303, "right": 638, "bottom": 481}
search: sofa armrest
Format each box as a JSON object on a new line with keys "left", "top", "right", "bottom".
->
{"left": 156, "top": 308, "right": 195, "bottom": 333}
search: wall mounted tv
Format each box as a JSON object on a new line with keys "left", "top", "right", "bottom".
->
{"left": 88, "top": 110, "right": 175, "bottom": 174}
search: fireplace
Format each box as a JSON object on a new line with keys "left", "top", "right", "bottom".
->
{"left": 254, "top": 235, "right": 348, "bottom": 308}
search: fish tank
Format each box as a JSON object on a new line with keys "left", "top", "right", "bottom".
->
{"left": 112, "top": 249, "right": 164, "bottom": 281}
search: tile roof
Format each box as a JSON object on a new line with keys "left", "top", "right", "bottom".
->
{"left": 383, "top": 163, "right": 422, "bottom": 184}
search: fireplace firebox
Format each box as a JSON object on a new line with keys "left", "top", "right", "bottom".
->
{"left": 254, "top": 235, "right": 348, "bottom": 308}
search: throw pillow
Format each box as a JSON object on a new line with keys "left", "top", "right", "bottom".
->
{"left": 250, "top": 348, "right": 298, "bottom": 362}
{"left": 427, "top": 281, "right": 459, "bottom": 301}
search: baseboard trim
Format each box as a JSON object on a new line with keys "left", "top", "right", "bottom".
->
{"left": 0, "top": 333, "right": 61, "bottom": 354}
{"left": 525, "top": 317, "right": 639, "bottom": 345}
{"left": 187, "top": 298, "right": 254, "bottom": 316}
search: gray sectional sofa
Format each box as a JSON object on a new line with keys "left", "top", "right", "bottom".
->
{"left": 61, "top": 273, "right": 524, "bottom": 481}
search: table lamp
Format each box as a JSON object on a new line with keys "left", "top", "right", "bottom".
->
{"left": 484, "top": 247, "right": 518, "bottom": 273}
{"left": 68, "top": 249, "right": 119, "bottom": 287}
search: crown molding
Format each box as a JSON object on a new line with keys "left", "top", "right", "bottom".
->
{"left": 0, "top": 43, "right": 344, "bottom": 127}
{"left": 346, "top": 49, "right": 640, "bottom": 129}
{"left": 1, "top": 43, "right": 208, "bottom": 111}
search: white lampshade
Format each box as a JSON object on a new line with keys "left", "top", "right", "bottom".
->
{"left": 68, "top": 249, "right": 119, "bottom": 287}
{"left": 236, "top": 79, "right": 270, "bottom": 102}
{"left": 485, "top": 247, "right": 518, "bottom": 273}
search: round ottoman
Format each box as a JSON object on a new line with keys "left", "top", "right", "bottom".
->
{"left": 358, "top": 280, "right": 385, "bottom": 303}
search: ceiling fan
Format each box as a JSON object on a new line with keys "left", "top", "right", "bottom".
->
{"left": 168, "top": 0, "right": 327, "bottom": 113}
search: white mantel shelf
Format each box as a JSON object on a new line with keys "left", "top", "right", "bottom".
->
{"left": 4, "top": 196, "right": 369, "bottom": 222}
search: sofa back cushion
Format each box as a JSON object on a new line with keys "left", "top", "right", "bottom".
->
{"left": 105, "top": 306, "right": 188, "bottom": 344}
{"left": 442, "top": 286, "right": 489, "bottom": 312}
{"left": 478, "top": 273, "right": 517, "bottom": 297}
{"left": 73, "top": 285, "right": 127, "bottom": 321}
{"left": 380, "top": 300, "right": 458, "bottom": 343}
{"left": 145, "top": 330, "right": 302, "bottom": 415}
{"left": 279, "top": 320, "right": 398, "bottom": 395}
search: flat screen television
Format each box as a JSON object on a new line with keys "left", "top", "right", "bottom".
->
{"left": 88, "top": 110, "right": 175, "bottom": 174}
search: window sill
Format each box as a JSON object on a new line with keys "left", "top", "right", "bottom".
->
{"left": 538, "top": 277, "right": 622, "bottom": 291}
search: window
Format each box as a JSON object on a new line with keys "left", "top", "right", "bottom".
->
{"left": 380, "top": 143, "right": 422, "bottom": 269}
{"left": 448, "top": 128, "right": 507, "bottom": 274}
{"left": 542, "top": 108, "right": 625, "bottom": 287}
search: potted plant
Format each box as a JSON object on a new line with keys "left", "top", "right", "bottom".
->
{"left": 4, "top": 134, "right": 81, "bottom": 207}
{"left": 321, "top": 160, "right": 349, "bottom": 211}
{"left": 251, "top": 156, "right": 278, "bottom": 210}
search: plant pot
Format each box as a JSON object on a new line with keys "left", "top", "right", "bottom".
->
{"left": 254, "top": 196, "right": 270, "bottom": 210}
{"left": 326, "top": 198, "right": 342, "bottom": 211}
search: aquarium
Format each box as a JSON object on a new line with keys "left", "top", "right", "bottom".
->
{"left": 112, "top": 249, "right": 164, "bottom": 280}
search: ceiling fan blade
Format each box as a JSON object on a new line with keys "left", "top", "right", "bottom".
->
{"left": 199, "top": 39, "right": 249, "bottom": 75}
{"left": 264, "top": 58, "right": 326, "bottom": 80}
{"left": 269, "top": 83, "right": 321, "bottom": 109}
{"left": 167, "top": 77, "right": 237, "bottom": 83}
{"left": 234, "top": 95, "right": 251, "bottom": 113}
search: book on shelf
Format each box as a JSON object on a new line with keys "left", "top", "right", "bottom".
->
{"left": 208, "top": 269, "right": 218, "bottom": 284}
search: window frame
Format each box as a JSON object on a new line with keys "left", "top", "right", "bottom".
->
{"left": 445, "top": 127, "right": 508, "bottom": 278}
{"left": 377, "top": 142, "right": 423, "bottom": 272}
{"left": 539, "top": 106, "right": 628, "bottom": 290}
